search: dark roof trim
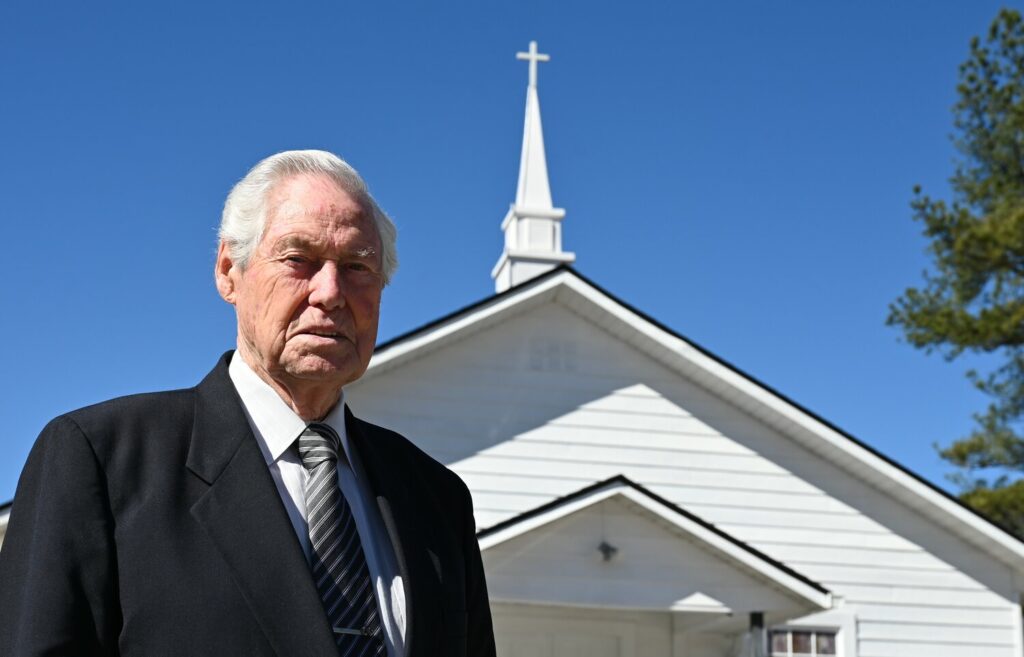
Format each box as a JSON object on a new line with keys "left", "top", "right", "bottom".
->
{"left": 477, "top": 474, "right": 830, "bottom": 595}
{"left": 0, "top": 499, "right": 11, "bottom": 513}
{"left": 377, "top": 264, "right": 1021, "bottom": 546}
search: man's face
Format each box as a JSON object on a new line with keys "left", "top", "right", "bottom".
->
{"left": 217, "top": 173, "right": 384, "bottom": 396}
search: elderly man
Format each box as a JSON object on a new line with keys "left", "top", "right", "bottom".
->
{"left": 0, "top": 150, "right": 496, "bottom": 657}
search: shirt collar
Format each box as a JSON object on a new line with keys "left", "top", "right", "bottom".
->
{"left": 228, "top": 351, "right": 349, "bottom": 465}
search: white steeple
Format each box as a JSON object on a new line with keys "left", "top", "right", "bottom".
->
{"left": 492, "top": 40, "right": 575, "bottom": 293}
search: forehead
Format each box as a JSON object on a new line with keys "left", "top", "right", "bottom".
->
{"left": 268, "top": 173, "right": 368, "bottom": 225}
{"left": 263, "top": 174, "right": 378, "bottom": 245}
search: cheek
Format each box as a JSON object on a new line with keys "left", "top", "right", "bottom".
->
{"left": 261, "top": 280, "right": 309, "bottom": 328}
{"left": 354, "top": 290, "right": 382, "bottom": 324}
{"left": 237, "top": 278, "right": 307, "bottom": 349}
{"left": 353, "top": 295, "right": 382, "bottom": 347}
{"left": 236, "top": 289, "right": 263, "bottom": 333}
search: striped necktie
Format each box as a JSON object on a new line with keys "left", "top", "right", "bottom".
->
{"left": 298, "top": 422, "right": 385, "bottom": 657}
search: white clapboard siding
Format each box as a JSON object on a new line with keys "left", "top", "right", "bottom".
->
{"left": 855, "top": 603, "right": 1017, "bottom": 626}
{"left": 826, "top": 582, "right": 1010, "bottom": 607}
{"left": 712, "top": 525, "right": 923, "bottom": 551}
{"left": 858, "top": 620, "right": 1011, "bottom": 643}
{"left": 348, "top": 299, "right": 1021, "bottom": 656}
{"left": 780, "top": 562, "right": 1003, "bottom": 589}
{"left": 859, "top": 639, "right": 1015, "bottom": 657}
{"left": 443, "top": 446, "right": 792, "bottom": 478}
{"left": 743, "top": 542, "right": 992, "bottom": 573}
{"left": 460, "top": 468, "right": 822, "bottom": 496}
{"left": 456, "top": 457, "right": 838, "bottom": 497}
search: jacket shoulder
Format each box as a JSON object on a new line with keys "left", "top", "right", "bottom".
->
{"left": 48, "top": 387, "right": 198, "bottom": 465}
{"left": 62, "top": 387, "right": 196, "bottom": 435}
{"left": 56, "top": 351, "right": 232, "bottom": 439}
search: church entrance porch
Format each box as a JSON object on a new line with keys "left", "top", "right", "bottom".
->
{"left": 479, "top": 478, "right": 832, "bottom": 657}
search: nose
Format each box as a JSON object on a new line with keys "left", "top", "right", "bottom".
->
{"left": 308, "top": 261, "right": 346, "bottom": 310}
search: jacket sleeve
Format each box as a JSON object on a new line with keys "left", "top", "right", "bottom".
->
{"left": 0, "top": 415, "right": 120, "bottom": 656}
{"left": 460, "top": 481, "right": 496, "bottom": 657}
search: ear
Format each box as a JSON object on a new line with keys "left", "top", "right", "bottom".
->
{"left": 215, "top": 241, "right": 241, "bottom": 305}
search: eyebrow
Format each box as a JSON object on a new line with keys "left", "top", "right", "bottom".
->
{"left": 270, "top": 235, "right": 318, "bottom": 254}
{"left": 271, "top": 236, "right": 378, "bottom": 259}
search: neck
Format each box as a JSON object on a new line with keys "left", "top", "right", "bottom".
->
{"left": 235, "top": 343, "right": 342, "bottom": 422}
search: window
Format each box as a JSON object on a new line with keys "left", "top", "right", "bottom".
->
{"left": 769, "top": 629, "right": 837, "bottom": 656}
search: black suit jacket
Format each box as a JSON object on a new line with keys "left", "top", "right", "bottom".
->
{"left": 0, "top": 353, "right": 496, "bottom": 657}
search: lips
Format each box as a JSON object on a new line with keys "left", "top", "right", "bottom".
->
{"left": 306, "top": 330, "right": 340, "bottom": 338}
{"left": 297, "top": 327, "right": 350, "bottom": 342}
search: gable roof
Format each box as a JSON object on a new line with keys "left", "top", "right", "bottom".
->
{"left": 367, "top": 265, "right": 1024, "bottom": 575}
{"left": 477, "top": 474, "right": 832, "bottom": 610}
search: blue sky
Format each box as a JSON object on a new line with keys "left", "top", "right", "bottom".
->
{"left": 0, "top": 1, "right": 1013, "bottom": 503}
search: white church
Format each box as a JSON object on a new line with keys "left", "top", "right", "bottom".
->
{"left": 5, "top": 42, "right": 1024, "bottom": 657}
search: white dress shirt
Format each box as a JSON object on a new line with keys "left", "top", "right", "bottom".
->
{"left": 228, "top": 353, "right": 406, "bottom": 657}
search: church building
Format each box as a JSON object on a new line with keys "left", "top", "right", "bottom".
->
{"left": 4, "top": 41, "right": 1024, "bottom": 657}
{"left": 344, "top": 42, "right": 1024, "bottom": 657}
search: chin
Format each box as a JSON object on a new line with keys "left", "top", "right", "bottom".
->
{"left": 286, "top": 354, "right": 360, "bottom": 385}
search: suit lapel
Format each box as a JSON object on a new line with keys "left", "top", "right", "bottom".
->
{"left": 186, "top": 354, "right": 339, "bottom": 657}
{"left": 346, "top": 408, "right": 444, "bottom": 657}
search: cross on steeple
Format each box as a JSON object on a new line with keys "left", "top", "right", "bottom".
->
{"left": 516, "top": 40, "right": 549, "bottom": 88}
{"left": 493, "top": 39, "right": 574, "bottom": 293}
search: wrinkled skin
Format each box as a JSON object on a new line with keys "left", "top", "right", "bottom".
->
{"left": 215, "top": 173, "right": 384, "bottom": 420}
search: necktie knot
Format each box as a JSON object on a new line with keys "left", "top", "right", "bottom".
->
{"left": 298, "top": 422, "right": 340, "bottom": 471}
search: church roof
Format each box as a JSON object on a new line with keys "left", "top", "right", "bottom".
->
{"left": 367, "top": 265, "right": 1024, "bottom": 574}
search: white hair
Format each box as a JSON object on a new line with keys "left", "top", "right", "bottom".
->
{"left": 219, "top": 149, "right": 398, "bottom": 284}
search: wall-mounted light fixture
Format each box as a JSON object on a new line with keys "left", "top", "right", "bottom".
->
{"left": 597, "top": 540, "right": 618, "bottom": 562}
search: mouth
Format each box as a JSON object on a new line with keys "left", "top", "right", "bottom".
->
{"left": 293, "top": 327, "right": 352, "bottom": 344}
{"left": 305, "top": 330, "right": 341, "bottom": 338}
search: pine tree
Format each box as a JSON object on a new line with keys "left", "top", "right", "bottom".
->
{"left": 888, "top": 8, "right": 1024, "bottom": 536}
